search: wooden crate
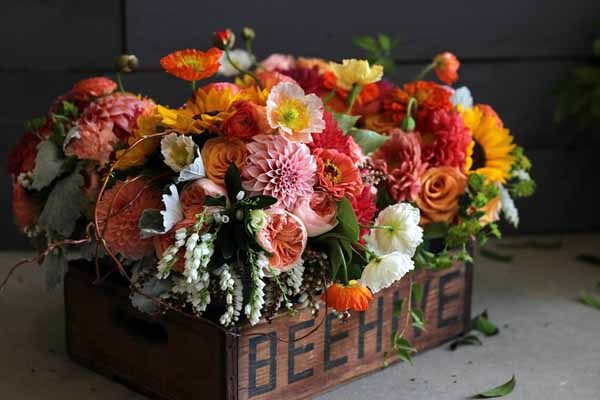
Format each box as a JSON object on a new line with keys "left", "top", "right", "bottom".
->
{"left": 65, "top": 259, "right": 472, "bottom": 400}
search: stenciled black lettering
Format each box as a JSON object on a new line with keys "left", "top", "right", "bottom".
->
{"left": 358, "top": 297, "right": 384, "bottom": 358}
{"left": 324, "top": 313, "right": 349, "bottom": 370}
{"left": 248, "top": 332, "right": 277, "bottom": 397}
{"left": 288, "top": 319, "right": 315, "bottom": 384}
{"left": 438, "top": 270, "right": 461, "bottom": 328}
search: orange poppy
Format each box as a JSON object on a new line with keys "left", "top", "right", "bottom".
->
{"left": 160, "top": 48, "right": 223, "bottom": 81}
{"left": 322, "top": 280, "right": 373, "bottom": 312}
{"left": 433, "top": 52, "right": 460, "bottom": 85}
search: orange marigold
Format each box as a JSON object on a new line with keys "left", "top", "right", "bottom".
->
{"left": 383, "top": 81, "right": 452, "bottom": 123}
{"left": 160, "top": 48, "right": 223, "bottom": 81}
{"left": 322, "top": 280, "right": 373, "bottom": 312}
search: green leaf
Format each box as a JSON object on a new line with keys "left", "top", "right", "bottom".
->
{"left": 334, "top": 197, "right": 360, "bottom": 241}
{"left": 31, "top": 140, "right": 65, "bottom": 190}
{"left": 449, "top": 334, "right": 482, "bottom": 351}
{"left": 412, "top": 282, "right": 424, "bottom": 305}
{"left": 593, "top": 38, "right": 600, "bottom": 58}
{"left": 348, "top": 128, "right": 389, "bottom": 154}
{"left": 205, "top": 195, "right": 227, "bottom": 207}
{"left": 377, "top": 33, "right": 392, "bottom": 52}
{"left": 24, "top": 116, "right": 47, "bottom": 133}
{"left": 468, "top": 173, "right": 485, "bottom": 192}
{"left": 326, "top": 239, "right": 344, "bottom": 282}
{"left": 410, "top": 309, "right": 425, "bottom": 331}
{"left": 479, "top": 248, "right": 514, "bottom": 263}
{"left": 471, "top": 310, "right": 500, "bottom": 336}
{"left": 224, "top": 163, "right": 242, "bottom": 202}
{"left": 240, "top": 195, "right": 277, "bottom": 210}
{"left": 423, "top": 222, "right": 448, "bottom": 240}
{"left": 43, "top": 249, "right": 68, "bottom": 290}
{"left": 474, "top": 375, "right": 516, "bottom": 398}
{"left": 332, "top": 112, "right": 361, "bottom": 133}
{"left": 38, "top": 170, "right": 84, "bottom": 238}
{"left": 579, "top": 292, "right": 600, "bottom": 310}
{"left": 393, "top": 299, "right": 404, "bottom": 318}
{"left": 139, "top": 209, "right": 165, "bottom": 239}
{"left": 353, "top": 35, "right": 379, "bottom": 53}
{"left": 60, "top": 101, "right": 79, "bottom": 119}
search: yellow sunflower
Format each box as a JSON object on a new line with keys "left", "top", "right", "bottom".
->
{"left": 461, "top": 105, "right": 516, "bottom": 183}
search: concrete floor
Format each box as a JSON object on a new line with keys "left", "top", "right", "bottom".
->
{"left": 0, "top": 234, "right": 599, "bottom": 399}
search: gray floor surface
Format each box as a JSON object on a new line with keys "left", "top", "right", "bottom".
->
{"left": 0, "top": 234, "right": 599, "bottom": 399}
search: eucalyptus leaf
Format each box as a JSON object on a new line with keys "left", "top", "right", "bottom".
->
{"left": 38, "top": 170, "right": 84, "bottom": 238}
{"left": 176, "top": 156, "right": 206, "bottom": 183}
{"left": 348, "top": 127, "right": 389, "bottom": 154}
{"left": 139, "top": 209, "right": 165, "bottom": 239}
{"left": 449, "top": 334, "right": 482, "bottom": 351}
{"left": 474, "top": 375, "right": 516, "bottom": 398}
{"left": 31, "top": 140, "right": 64, "bottom": 190}
{"left": 43, "top": 249, "right": 68, "bottom": 290}
{"left": 332, "top": 113, "right": 361, "bottom": 133}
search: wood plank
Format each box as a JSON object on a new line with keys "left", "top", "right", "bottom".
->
{"left": 236, "top": 262, "right": 470, "bottom": 400}
{"left": 126, "top": 0, "right": 599, "bottom": 66}
{"left": 0, "top": 1, "right": 121, "bottom": 69}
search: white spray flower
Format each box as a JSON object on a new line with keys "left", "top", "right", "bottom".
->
{"left": 499, "top": 185, "right": 519, "bottom": 227}
{"left": 365, "top": 203, "right": 423, "bottom": 257}
{"left": 360, "top": 252, "right": 415, "bottom": 293}
{"left": 218, "top": 49, "right": 255, "bottom": 77}
{"left": 451, "top": 86, "right": 473, "bottom": 109}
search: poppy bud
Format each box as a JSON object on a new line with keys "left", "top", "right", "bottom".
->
{"left": 116, "top": 54, "right": 139, "bottom": 73}
{"left": 212, "top": 29, "right": 235, "bottom": 50}
{"left": 242, "top": 27, "right": 255, "bottom": 41}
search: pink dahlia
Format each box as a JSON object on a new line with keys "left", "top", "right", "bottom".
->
{"left": 419, "top": 108, "right": 471, "bottom": 169}
{"left": 372, "top": 129, "right": 427, "bottom": 202}
{"left": 242, "top": 135, "right": 316, "bottom": 210}
{"left": 309, "top": 112, "right": 364, "bottom": 163}
{"left": 80, "top": 92, "right": 154, "bottom": 141}
{"left": 96, "top": 179, "right": 162, "bottom": 260}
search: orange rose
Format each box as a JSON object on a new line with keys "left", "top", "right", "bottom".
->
{"left": 222, "top": 101, "right": 269, "bottom": 141}
{"left": 180, "top": 178, "right": 227, "bottom": 220}
{"left": 201, "top": 137, "right": 247, "bottom": 186}
{"left": 255, "top": 209, "right": 307, "bottom": 272}
{"left": 416, "top": 166, "right": 467, "bottom": 224}
{"left": 361, "top": 113, "right": 397, "bottom": 134}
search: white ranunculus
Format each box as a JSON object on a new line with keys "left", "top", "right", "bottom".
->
{"left": 160, "top": 133, "right": 196, "bottom": 172}
{"left": 450, "top": 86, "right": 473, "bottom": 109}
{"left": 218, "top": 49, "right": 255, "bottom": 77}
{"left": 365, "top": 203, "right": 423, "bottom": 257}
{"left": 499, "top": 185, "right": 519, "bottom": 228}
{"left": 360, "top": 252, "right": 415, "bottom": 293}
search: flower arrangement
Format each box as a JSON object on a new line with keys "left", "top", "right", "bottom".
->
{"left": 6, "top": 29, "right": 535, "bottom": 349}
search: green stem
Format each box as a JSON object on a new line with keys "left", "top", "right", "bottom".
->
{"left": 225, "top": 48, "right": 263, "bottom": 90}
{"left": 415, "top": 62, "right": 436, "bottom": 81}
{"left": 116, "top": 72, "right": 125, "bottom": 93}
{"left": 191, "top": 80, "right": 196, "bottom": 92}
{"left": 322, "top": 88, "right": 337, "bottom": 105}
{"left": 339, "top": 245, "right": 349, "bottom": 285}
{"left": 245, "top": 39, "right": 253, "bottom": 54}
{"left": 345, "top": 83, "right": 362, "bottom": 113}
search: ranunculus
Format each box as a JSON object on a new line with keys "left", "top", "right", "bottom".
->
{"left": 201, "top": 137, "right": 247, "bottom": 186}
{"left": 292, "top": 191, "right": 338, "bottom": 237}
{"left": 12, "top": 183, "right": 41, "bottom": 231}
{"left": 7, "top": 132, "right": 41, "bottom": 178}
{"left": 416, "top": 166, "right": 467, "bottom": 224}
{"left": 222, "top": 101, "right": 269, "bottom": 141}
{"left": 360, "top": 251, "right": 414, "bottom": 293}
{"left": 314, "top": 148, "right": 363, "bottom": 200}
{"left": 255, "top": 209, "right": 307, "bottom": 272}
{"left": 180, "top": 178, "right": 227, "bottom": 220}
{"left": 372, "top": 129, "right": 427, "bottom": 203}
{"left": 361, "top": 113, "right": 397, "bottom": 135}
{"left": 365, "top": 203, "right": 423, "bottom": 257}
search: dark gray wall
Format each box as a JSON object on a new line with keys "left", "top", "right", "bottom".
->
{"left": 1, "top": 0, "right": 599, "bottom": 249}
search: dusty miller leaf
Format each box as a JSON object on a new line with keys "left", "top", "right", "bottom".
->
{"left": 38, "top": 171, "right": 84, "bottom": 238}
{"left": 176, "top": 156, "right": 206, "bottom": 183}
{"left": 43, "top": 249, "right": 68, "bottom": 290}
{"left": 31, "top": 140, "right": 64, "bottom": 190}
{"left": 139, "top": 209, "right": 166, "bottom": 239}
{"left": 131, "top": 277, "right": 173, "bottom": 314}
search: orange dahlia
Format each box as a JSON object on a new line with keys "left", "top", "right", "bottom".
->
{"left": 314, "top": 148, "right": 363, "bottom": 200}
{"left": 160, "top": 48, "right": 223, "bottom": 82}
{"left": 96, "top": 179, "right": 162, "bottom": 260}
{"left": 322, "top": 280, "right": 373, "bottom": 312}
{"left": 69, "top": 77, "right": 117, "bottom": 102}
{"left": 384, "top": 81, "right": 452, "bottom": 123}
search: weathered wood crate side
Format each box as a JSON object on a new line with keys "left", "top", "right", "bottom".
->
{"left": 64, "top": 265, "right": 229, "bottom": 400}
{"left": 235, "top": 261, "right": 472, "bottom": 400}
{"left": 64, "top": 259, "right": 472, "bottom": 400}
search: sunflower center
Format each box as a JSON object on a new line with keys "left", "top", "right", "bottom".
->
{"left": 323, "top": 160, "right": 343, "bottom": 184}
{"left": 472, "top": 141, "right": 487, "bottom": 170}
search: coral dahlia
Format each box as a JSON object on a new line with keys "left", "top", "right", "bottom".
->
{"left": 419, "top": 108, "right": 471, "bottom": 169}
{"left": 96, "top": 179, "right": 162, "bottom": 260}
{"left": 242, "top": 135, "right": 316, "bottom": 210}
{"left": 384, "top": 81, "right": 452, "bottom": 123}
{"left": 68, "top": 77, "right": 117, "bottom": 102}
